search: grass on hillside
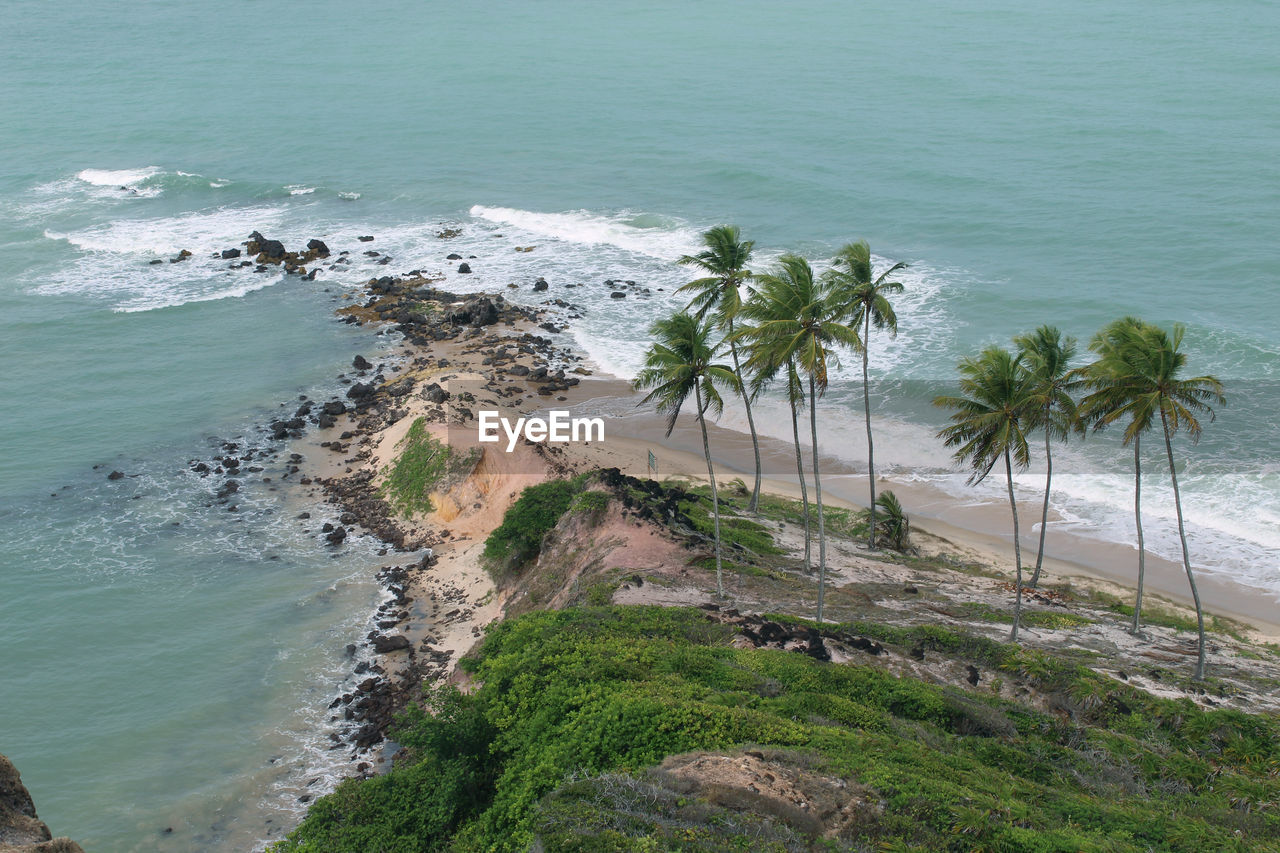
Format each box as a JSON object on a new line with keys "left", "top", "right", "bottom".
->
{"left": 381, "top": 418, "right": 475, "bottom": 518}
{"left": 275, "top": 605, "right": 1280, "bottom": 852}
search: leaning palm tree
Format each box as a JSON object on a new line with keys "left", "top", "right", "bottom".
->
{"left": 1078, "top": 317, "right": 1153, "bottom": 635}
{"left": 677, "top": 226, "right": 763, "bottom": 513}
{"left": 634, "top": 312, "right": 741, "bottom": 599}
{"left": 1013, "top": 325, "right": 1080, "bottom": 587}
{"left": 1081, "top": 318, "right": 1223, "bottom": 680}
{"left": 935, "top": 346, "right": 1035, "bottom": 641}
{"left": 826, "top": 240, "right": 907, "bottom": 549}
{"left": 738, "top": 254, "right": 859, "bottom": 622}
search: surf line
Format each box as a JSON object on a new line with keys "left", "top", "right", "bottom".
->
{"left": 477, "top": 410, "right": 605, "bottom": 452}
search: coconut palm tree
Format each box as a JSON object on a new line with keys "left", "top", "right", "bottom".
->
{"left": 935, "top": 346, "right": 1035, "bottom": 641}
{"left": 677, "top": 226, "right": 763, "bottom": 513}
{"left": 1013, "top": 325, "right": 1080, "bottom": 587}
{"left": 1078, "top": 317, "right": 1153, "bottom": 635}
{"left": 826, "top": 240, "right": 907, "bottom": 549}
{"left": 738, "top": 254, "right": 859, "bottom": 622}
{"left": 1080, "top": 318, "right": 1223, "bottom": 679}
{"left": 634, "top": 312, "right": 741, "bottom": 599}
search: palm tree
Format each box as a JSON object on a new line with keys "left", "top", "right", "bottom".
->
{"left": 935, "top": 346, "right": 1035, "bottom": 641}
{"left": 1078, "top": 317, "right": 1153, "bottom": 635}
{"left": 677, "top": 226, "right": 763, "bottom": 513}
{"left": 867, "top": 490, "right": 911, "bottom": 553}
{"left": 1081, "top": 318, "right": 1223, "bottom": 679}
{"left": 1013, "top": 326, "right": 1080, "bottom": 587}
{"left": 634, "top": 312, "right": 741, "bottom": 599}
{"left": 738, "top": 254, "right": 859, "bottom": 622}
{"left": 826, "top": 240, "right": 907, "bottom": 549}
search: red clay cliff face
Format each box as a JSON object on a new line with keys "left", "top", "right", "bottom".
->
{"left": 0, "top": 754, "right": 83, "bottom": 853}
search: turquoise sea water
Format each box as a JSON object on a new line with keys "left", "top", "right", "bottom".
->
{"left": 2, "top": 1, "right": 1278, "bottom": 848}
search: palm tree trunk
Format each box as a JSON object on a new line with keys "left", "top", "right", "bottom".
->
{"left": 1005, "top": 449, "right": 1024, "bottom": 643}
{"left": 863, "top": 310, "right": 877, "bottom": 549}
{"left": 789, "top": 381, "right": 811, "bottom": 571}
{"left": 810, "top": 374, "right": 828, "bottom": 622}
{"left": 1131, "top": 436, "right": 1146, "bottom": 635}
{"left": 726, "top": 319, "right": 762, "bottom": 514}
{"left": 695, "top": 385, "right": 725, "bottom": 599}
{"left": 1161, "top": 409, "right": 1206, "bottom": 680}
{"left": 1029, "top": 409, "right": 1052, "bottom": 588}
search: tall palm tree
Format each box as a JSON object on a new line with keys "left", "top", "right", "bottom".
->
{"left": 634, "top": 312, "right": 741, "bottom": 599}
{"left": 677, "top": 226, "right": 763, "bottom": 513}
{"left": 1078, "top": 317, "right": 1153, "bottom": 635}
{"left": 1081, "top": 318, "right": 1223, "bottom": 679}
{"left": 826, "top": 240, "right": 907, "bottom": 549}
{"left": 935, "top": 346, "right": 1035, "bottom": 641}
{"left": 738, "top": 254, "right": 859, "bottom": 622}
{"left": 1013, "top": 325, "right": 1080, "bottom": 587}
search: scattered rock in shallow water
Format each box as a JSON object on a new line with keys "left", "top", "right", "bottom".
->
{"left": 370, "top": 634, "right": 410, "bottom": 654}
{"left": 533, "top": 277, "right": 549, "bottom": 292}
{"left": 107, "top": 470, "right": 125, "bottom": 480}
{"left": 457, "top": 262, "right": 472, "bottom": 274}
{"left": 358, "top": 235, "right": 374, "bottom": 242}
{"left": 352, "top": 354, "right": 373, "bottom": 371}
{"left": 611, "top": 291, "right": 626, "bottom": 298}
{"left": 221, "top": 248, "right": 241, "bottom": 259}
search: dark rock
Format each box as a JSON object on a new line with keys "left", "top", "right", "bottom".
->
{"left": 532, "top": 278, "right": 549, "bottom": 292}
{"left": 307, "top": 239, "right": 330, "bottom": 256}
{"left": 610, "top": 291, "right": 626, "bottom": 298}
{"left": 325, "top": 526, "right": 347, "bottom": 545}
{"left": 149, "top": 258, "right": 164, "bottom": 265}
{"left": 352, "top": 355, "right": 373, "bottom": 371}
{"left": 258, "top": 240, "right": 286, "bottom": 259}
{"left": 457, "top": 262, "right": 472, "bottom": 274}
{"left": 508, "top": 364, "right": 530, "bottom": 377}
{"left": 446, "top": 253, "right": 462, "bottom": 260}
{"left": 347, "top": 382, "right": 375, "bottom": 400}
{"left": 423, "top": 383, "right": 449, "bottom": 404}
{"left": 967, "top": 665, "right": 980, "bottom": 686}
{"left": 107, "top": 470, "right": 125, "bottom": 481}
{"left": 358, "top": 235, "right": 375, "bottom": 242}
{"left": 0, "top": 752, "right": 86, "bottom": 852}
{"left": 370, "top": 634, "right": 410, "bottom": 654}
{"left": 221, "top": 248, "right": 241, "bottom": 259}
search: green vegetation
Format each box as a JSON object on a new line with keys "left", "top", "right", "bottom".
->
{"left": 277, "top": 606, "right": 1280, "bottom": 852}
{"left": 483, "top": 478, "right": 584, "bottom": 575}
{"left": 381, "top": 418, "right": 472, "bottom": 517}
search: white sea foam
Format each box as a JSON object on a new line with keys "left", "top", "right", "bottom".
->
{"left": 338, "top": 191, "right": 360, "bottom": 200}
{"left": 470, "top": 205, "right": 703, "bottom": 259}
{"left": 76, "top": 166, "right": 162, "bottom": 187}
{"left": 287, "top": 185, "right": 318, "bottom": 196}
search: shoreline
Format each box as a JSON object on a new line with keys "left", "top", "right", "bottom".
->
{"left": 550, "top": 377, "right": 1280, "bottom": 642}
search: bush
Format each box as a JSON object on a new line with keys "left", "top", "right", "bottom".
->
{"left": 482, "top": 479, "right": 581, "bottom": 574}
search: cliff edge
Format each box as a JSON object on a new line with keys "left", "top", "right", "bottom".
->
{"left": 0, "top": 755, "right": 83, "bottom": 853}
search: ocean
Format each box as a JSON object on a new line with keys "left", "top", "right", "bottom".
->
{"left": 2, "top": 0, "right": 1277, "bottom": 849}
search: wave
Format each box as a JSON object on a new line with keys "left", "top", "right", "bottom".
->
{"left": 470, "top": 205, "right": 703, "bottom": 259}
{"left": 76, "top": 166, "right": 163, "bottom": 188}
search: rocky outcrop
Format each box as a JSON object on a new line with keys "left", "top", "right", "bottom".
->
{"left": 0, "top": 754, "right": 84, "bottom": 853}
